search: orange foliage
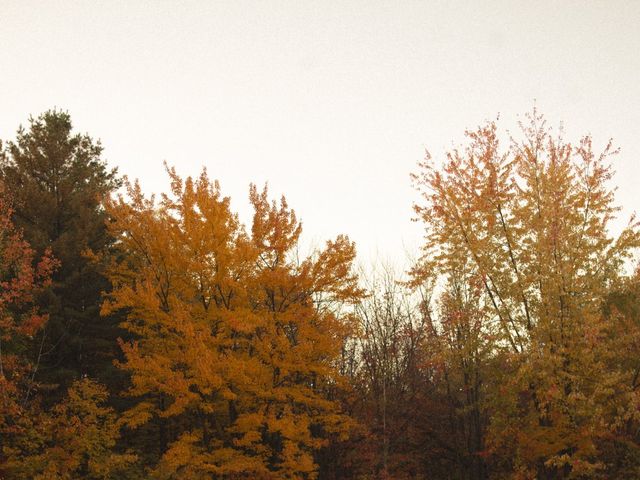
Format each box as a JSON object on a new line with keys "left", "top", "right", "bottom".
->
{"left": 103, "top": 167, "right": 363, "bottom": 478}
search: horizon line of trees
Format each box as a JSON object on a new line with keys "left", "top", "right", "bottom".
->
{"left": 1, "top": 108, "right": 639, "bottom": 480}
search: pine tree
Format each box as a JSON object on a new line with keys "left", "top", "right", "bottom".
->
{"left": 0, "top": 110, "right": 122, "bottom": 391}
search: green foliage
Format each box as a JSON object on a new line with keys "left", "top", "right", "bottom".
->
{"left": 0, "top": 109, "right": 122, "bottom": 389}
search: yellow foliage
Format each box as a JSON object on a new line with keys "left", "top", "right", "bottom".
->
{"left": 412, "top": 109, "right": 640, "bottom": 478}
{"left": 103, "top": 166, "right": 363, "bottom": 478}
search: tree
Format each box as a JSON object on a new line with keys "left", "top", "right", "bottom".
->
{"left": 3, "top": 378, "right": 136, "bottom": 479}
{"left": 0, "top": 185, "right": 132, "bottom": 479}
{"left": 597, "top": 268, "right": 640, "bottom": 478}
{"left": 411, "top": 109, "right": 640, "bottom": 478}
{"left": 0, "top": 110, "right": 122, "bottom": 390}
{"left": 342, "top": 265, "right": 492, "bottom": 480}
{"left": 102, "top": 167, "right": 362, "bottom": 478}
{"left": 418, "top": 270, "right": 492, "bottom": 480}
{"left": 349, "top": 266, "right": 430, "bottom": 479}
{"left": 0, "top": 183, "right": 57, "bottom": 475}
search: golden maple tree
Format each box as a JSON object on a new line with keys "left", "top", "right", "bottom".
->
{"left": 102, "top": 167, "right": 362, "bottom": 479}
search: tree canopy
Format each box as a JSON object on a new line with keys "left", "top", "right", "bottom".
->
{"left": 1, "top": 108, "right": 639, "bottom": 479}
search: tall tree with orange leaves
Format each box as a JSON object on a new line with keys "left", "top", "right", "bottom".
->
{"left": 411, "top": 109, "right": 640, "bottom": 479}
{"left": 102, "top": 167, "right": 362, "bottom": 479}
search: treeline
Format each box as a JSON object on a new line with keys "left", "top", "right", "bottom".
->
{"left": 1, "top": 109, "right": 639, "bottom": 479}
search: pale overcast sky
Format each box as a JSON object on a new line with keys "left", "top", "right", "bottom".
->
{"left": 1, "top": 1, "right": 639, "bottom": 265}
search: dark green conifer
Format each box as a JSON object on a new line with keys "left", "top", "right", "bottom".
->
{"left": 1, "top": 110, "right": 122, "bottom": 392}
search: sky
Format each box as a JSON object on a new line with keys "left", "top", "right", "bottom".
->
{"left": 1, "top": 0, "right": 639, "bottom": 267}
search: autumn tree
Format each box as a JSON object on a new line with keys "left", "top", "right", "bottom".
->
{"left": 3, "top": 378, "right": 136, "bottom": 479}
{"left": 411, "top": 269, "right": 494, "bottom": 480}
{"left": 0, "top": 185, "right": 132, "bottom": 479}
{"left": 411, "top": 109, "right": 640, "bottom": 479}
{"left": 102, "top": 167, "right": 362, "bottom": 478}
{"left": 0, "top": 110, "right": 122, "bottom": 390}
{"left": 0, "top": 184, "right": 57, "bottom": 475}
{"left": 338, "top": 265, "right": 492, "bottom": 480}
{"left": 597, "top": 268, "right": 640, "bottom": 477}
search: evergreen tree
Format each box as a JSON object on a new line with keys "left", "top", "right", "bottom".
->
{"left": 0, "top": 110, "right": 122, "bottom": 391}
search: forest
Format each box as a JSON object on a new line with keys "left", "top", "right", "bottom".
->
{"left": 1, "top": 108, "right": 639, "bottom": 480}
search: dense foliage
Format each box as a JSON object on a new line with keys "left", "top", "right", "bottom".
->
{"left": 0, "top": 110, "right": 122, "bottom": 392}
{"left": 0, "top": 109, "right": 638, "bottom": 479}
